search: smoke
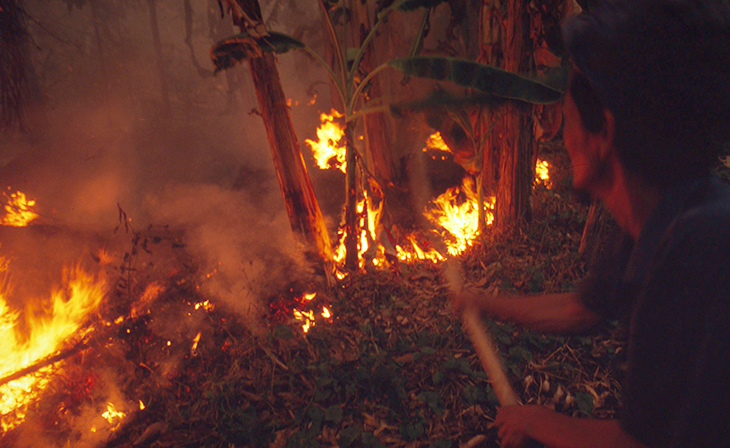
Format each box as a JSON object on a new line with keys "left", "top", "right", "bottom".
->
{"left": 143, "top": 181, "right": 313, "bottom": 324}
{"left": 0, "top": 1, "right": 334, "bottom": 444}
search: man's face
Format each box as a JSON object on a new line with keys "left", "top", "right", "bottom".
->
{"left": 562, "top": 91, "right": 605, "bottom": 193}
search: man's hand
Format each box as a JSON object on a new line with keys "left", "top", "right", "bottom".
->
{"left": 494, "top": 405, "right": 551, "bottom": 448}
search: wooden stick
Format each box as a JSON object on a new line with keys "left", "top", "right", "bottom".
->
{"left": 462, "top": 310, "right": 520, "bottom": 406}
{"left": 443, "top": 261, "right": 520, "bottom": 407}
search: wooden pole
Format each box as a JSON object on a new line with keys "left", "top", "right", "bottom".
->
{"left": 442, "top": 261, "right": 520, "bottom": 407}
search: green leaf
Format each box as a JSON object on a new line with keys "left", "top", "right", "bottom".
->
{"left": 338, "top": 427, "right": 361, "bottom": 448}
{"left": 417, "top": 391, "right": 445, "bottom": 416}
{"left": 399, "top": 421, "right": 425, "bottom": 441}
{"left": 211, "top": 31, "right": 306, "bottom": 73}
{"left": 287, "top": 431, "right": 321, "bottom": 448}
{"left": 575, "top": 392, "right": 595, "bottom": 416}
{"left": 362, "top": 432, "right": 387, "bottom": 448}
{"left": 308, "top": 406, "right": 325, "bottom": 424}
{"left": 325, "top": 405, "right": 343, "bottom": 423}
{"left": 462, "top": 384, "right": 489, "bottom": 405}
{"left": 508, "top": 345, "right": 533, "bottom": 363}
{"left": 388, "top": 56, "right": 564, "bottom": 104}
{"left": 273, "top": 324, "right": 295, "bottom": 340}
{"left": 429, "top": 440, "right": 453, "bottom": 448}
{"left": 391, "top": 0, "right": 448, "bottom": 11}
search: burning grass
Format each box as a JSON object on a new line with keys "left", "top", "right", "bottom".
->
{"left": 0, "top": 147, "right": 625, "bottom": 448}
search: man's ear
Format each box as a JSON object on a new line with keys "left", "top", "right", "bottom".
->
{"left": 596, "top": 108, "right": 616, "bottom": 159}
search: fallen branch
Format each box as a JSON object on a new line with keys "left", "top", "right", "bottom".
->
{"left": 0, "top": 338, "right": 88, "bottom": 387}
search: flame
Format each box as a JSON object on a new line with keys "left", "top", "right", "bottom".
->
{"left": 191, "top": 331, "right": 202, "bottom": 352}
{"left": 536, "top": 159, "right": 552, "bottom": 188}
{"left": 425, "top": 178, "right": 495, "bottom": 256}
{"left": 424, "top": 132, "right": 450, "bottom": 153}
{"left": 396, "top": 234, "right": 445, "bottom": 263}
{"left": 139, "top": 400, "right": 145, "bottom": 410}
{"left": 2, "top": 190, "right": 39, "bottom": 227}
{"left": 291, "top": 292, "right": 332, "bottom": 333}
{"left": 101, "top": 402, "right": 125, "bottom": 430}
{"left": 0, "top": 261, "right": 106, "bottom": 432}
{"left": 305, "top": 110, "right": 346, "bottom": 173}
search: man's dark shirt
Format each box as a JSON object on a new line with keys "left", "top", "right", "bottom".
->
{"left": 579, "top": 175, "right": 730, "bottom": 448}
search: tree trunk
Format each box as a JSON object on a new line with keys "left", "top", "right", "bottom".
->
{"left": 0, "top": 0, "right": 29, "bottom": 130}
{"left": 147, "top": 0, "right": 171, "bottom": 113}
{"left": 248, "top": 53, "right": 335, "bottom": 274}
{"left": 481, "top": 0, "right": 536, "bottom": 230}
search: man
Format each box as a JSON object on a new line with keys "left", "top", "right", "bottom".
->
{"left": 456, "top": 1, "right": 730, "bottom": 447}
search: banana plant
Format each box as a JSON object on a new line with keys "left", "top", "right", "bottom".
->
{"left": 212, "top": 0, "right": 448, "bottom": 271}
{"left": 211, "top": 0, "right": 567, "bottom": 269}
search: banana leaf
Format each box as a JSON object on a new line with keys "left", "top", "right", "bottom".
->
{"left": 391, "top": 0, "right": 448, "bottom": 11}
{"left": 211, "top": 31, "right": 305, "bottom": 73}
{"left": 388, "top": 56, "right": 564, "bottom": 104}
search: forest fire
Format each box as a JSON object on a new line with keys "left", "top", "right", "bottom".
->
{"left": 0, "top": 261, "right": 106, "bottom": 431}
{"left": 2, "top": 189, "right": 39, "bottom": 227}
{"left": 308, "top": 117, "right": 495, "bottom": 268}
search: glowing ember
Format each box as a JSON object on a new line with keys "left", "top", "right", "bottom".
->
{"left": 0, "top": 261, "right": 106, "bottom": 432}
{"left": 425, "top": 177, "right": 495, "bottom": 256}
{"left": 305, "top": 110, "right": 346, "bottom": 173}
{"left": 536, "top": 159, "right": 552, "bottom": 188}
{"left": 194, "top": 300, "right": 213, "bottom": 311}
{"left": 2, "top": 190, "right": 38, "bottom": 227}
{"left": 139, "top": 400, "right": 145, "bottom": 410}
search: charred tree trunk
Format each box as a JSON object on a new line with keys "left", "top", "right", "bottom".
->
{"left": 248, "top": 53, "right": 335, "bottom": 273}
{"left": 147, "top": 0, "right": 171, "bottom": 113}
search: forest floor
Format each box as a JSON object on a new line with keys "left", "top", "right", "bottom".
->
{"left": 1, "top": 146, "right": 628, "bottom": 448}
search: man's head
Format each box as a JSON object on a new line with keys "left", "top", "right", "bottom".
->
{"left": 563, "top": 0, "right": 730, "bottom": 192}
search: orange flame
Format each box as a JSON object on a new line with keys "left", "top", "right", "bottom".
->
{"left": 395, "top": 234, "right": 445, "bottom": 263}
{"left": 536, "top": 159, "right": 551, "bottom": 188}
{"left": 424, "top": 132, "right": 450, "bottom": 153}
{"left": 0, "top": 261, "right": 106, "bottom": 432}
{"left": 425, "top": 178, "right": 495, "bottom": 256}
{"left": 333, "top": 191, "right": 386, "bottom": 270}
{"left": 305, "top": 110, "right": 346, "bottom": 173}
{"left": 102, "top": 402, "right": 125, "bottom": 425}
{"left": 292, "top": 292, "right": 332, "bottom": 333}
{"left": 2, "top": 190, "right": 38, "bottom": 227}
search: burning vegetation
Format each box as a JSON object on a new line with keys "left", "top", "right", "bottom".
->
{"left": 0, "top": 0, "right": 625, "bottom": 446}
{"left": 0, "top": 148, "right": 623, "bottom": 448}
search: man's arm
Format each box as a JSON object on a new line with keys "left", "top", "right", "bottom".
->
{"left": 495, "top": 405, "right": 646, "bottom": 448}
{"left": 456, "top": 290, "right": 601, "bottom": 334}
